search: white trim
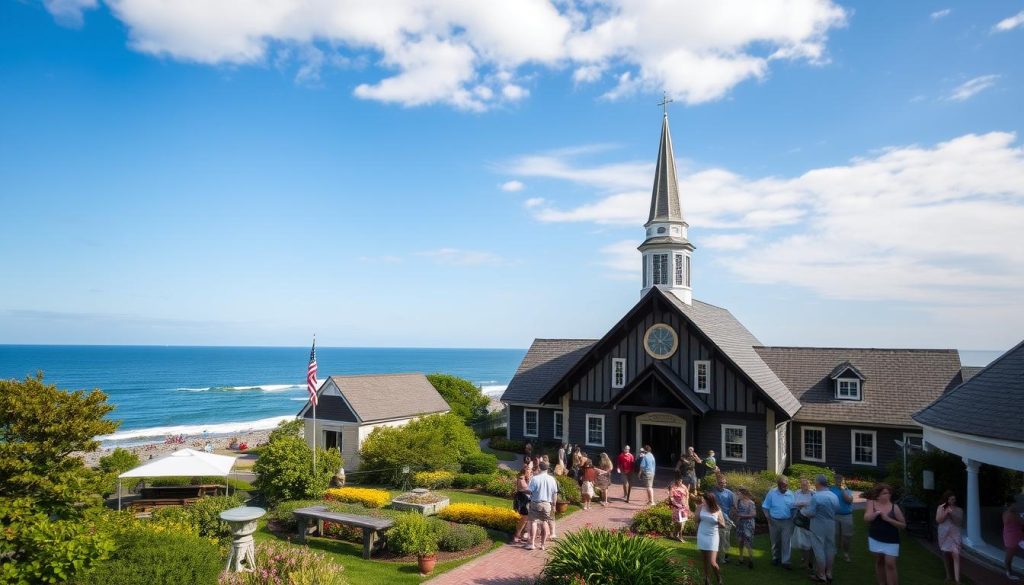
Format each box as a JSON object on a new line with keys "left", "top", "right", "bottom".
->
{"left": 920, "top": 425, "right": 1024, "bottom": 473}
{"left": 694, "top": 360, "right": 711, "bottom": 393}
{"left": 504, "top": 402, "right": 562, "bottom": 409}
{"left": 851, "top": 429, "right": 877, "bottom": 466}
{"left": 612, "top": 358, "right": 626, "bottom": 389}
{"left": 902, "top": 432, "right": 924, "bottom": 449}
{"left": 835, "top": 378, "right": 861, "bottom": 401}
{"left": 523, "top": 408, "right": 539, "bottom": 438}
{"left": 721, "top": 424, "right": 747, "bottom": 463}
{"left": 553, "top": 411, "right": 564, "bottom": 440}
{"left": 635, "top": 413, "right": 686, "bottom": 460}
{"left": 801, "top": 426, "right": 826, "bottom": 463}
{"left": 585, "top": 414, "right": 605, "bottom": 447}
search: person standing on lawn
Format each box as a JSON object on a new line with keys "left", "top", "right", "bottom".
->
{"left": 935, "top": 490, "right": 963, "bottom": 584}
{"left": 801, "top": 474, "right": 840, "bottom": 584}
{"left": 667, "top": 478, "right": 691, "bottom": 542}
{"left": 830, "top": 474, "right": 855, "bottom": 562}
{"left": 697, "top": 490, "right": 727, "bottom": 585}
{"left": 792, "top": 477, "right": 816, "bottom": 572}
{"left": 525, "top": 460, "right": 558, "bottom": 551}
{"left": 713, "top": 474, "right": 736, "bottom": 564}
{"left": 616, "top": 445, "right": 635, "bottom": 503}
{"left": 864, "top": 483, "right": 906, "bottom": 585}
{"left": 638, "top": 445, "right": 657, "bottom": 506}
{"left": 735, "top": 487, "right": 757, "bottom": 569}
{"left": 763, "top": 475, "right": 796, "bottom": 569}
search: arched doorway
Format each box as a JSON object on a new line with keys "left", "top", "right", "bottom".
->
{"left": 635, "top": 412, "right": 687, "bottom": 468}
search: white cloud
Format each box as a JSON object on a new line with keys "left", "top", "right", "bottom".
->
{"left": 930, "top": 8, "right": 951, "bottom": 20}
{"left": 994, "top": 10, "right": 1024, "bottom": 32}
{"left": 43, "top": 0, "right": 97, "bottom": 27}
{"left": 417, "top": 248, "right": 504, "bottom": 266}
{"left": 500, "top": 180, "right": 525, "bottom": 192}
{"left": 946, "top": 75, "right": 1000, "bottom": 102}
{"left": 47, "top": 0, "right": 848, "bottom": 110}
{"left": 598, "top": 240, "right": 640, "bottom": 280}
{"left": 523, "top": 197, "right": 546, "bottom": 209}
{"left": 514, "top": 132, "right": 1024, "bottom": 310}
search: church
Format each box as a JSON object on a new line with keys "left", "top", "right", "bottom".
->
{"left": 501, "top": 112, "right": 966, "bottom": 477}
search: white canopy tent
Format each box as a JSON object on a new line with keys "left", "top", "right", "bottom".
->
{"left": 118, "top": 448, "right": 238, "bottom": 510}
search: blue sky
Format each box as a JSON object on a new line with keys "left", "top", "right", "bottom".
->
{"left": 1, "top": 0, "right": 1023, "bottom": 352}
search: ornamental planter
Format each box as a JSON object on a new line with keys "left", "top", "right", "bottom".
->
{"left": 417, "top": 553, "right": 437, "bottom": 575}
{"left": 555, "top": 501, "right": 569, "bottom": 515}
{"left": 391, "top": 488, "right": 450, "bottom": 516}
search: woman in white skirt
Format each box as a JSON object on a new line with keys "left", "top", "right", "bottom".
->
{"left": 792, "top": 477, "right": 815, "bottom": 571}
{"left": 865, "top": 483, "right": 905, "bottom": 585}
{"left": 698, "top": 491, "right": 727, "bottom": 585}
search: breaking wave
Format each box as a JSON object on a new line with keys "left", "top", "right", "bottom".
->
{"left": 96, "top": 415, "right": 296, "bottom": 443}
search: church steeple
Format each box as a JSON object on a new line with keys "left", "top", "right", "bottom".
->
{"left": 639, "top": 96, "right": 695, "bottom": 304}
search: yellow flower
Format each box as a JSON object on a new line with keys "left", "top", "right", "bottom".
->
{"left": 324, "top": 487, "right": 391, "bottom": 508}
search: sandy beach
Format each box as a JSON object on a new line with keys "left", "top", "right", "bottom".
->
{"left": 77, "top": 429, "right": 272, "bottom": 468}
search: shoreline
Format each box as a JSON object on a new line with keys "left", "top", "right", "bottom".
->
{"left": 77, "top": 428, "right": 272, "bottom": 468}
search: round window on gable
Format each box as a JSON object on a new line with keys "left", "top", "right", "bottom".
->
{"left": 657, "top": 227, "right": 666, "bottom": 234}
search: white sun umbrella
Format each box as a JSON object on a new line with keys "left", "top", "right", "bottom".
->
{"left": 118, "top": 448, "right": 238, "bottom": 510}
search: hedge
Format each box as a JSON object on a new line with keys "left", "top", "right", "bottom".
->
{"left": 76, "top": 529, "right": 221, "bottom": 585}
{"left": 482, "top": 474, "right": 517, "bottom": 499}
{"left": 413, "top": 471, "right": 455, "bottom": 490}
{"left": 461, "top": 452, "right": 499, "bottom": 474}
{"left": 453, "top": 473, "right": 493, "bottom": 489}
{"left": 438, "top": 503, "right": 519, "bottom": 533}
{"left": 324, "top": 487, "right": 391, "bottom": 508}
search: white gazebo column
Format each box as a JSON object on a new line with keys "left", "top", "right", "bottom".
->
{"left": 962, "top": 457, "right": 982, "bottom": 547}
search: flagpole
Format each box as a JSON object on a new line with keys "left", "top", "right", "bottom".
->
{"left": 312, "top": 335, "right": 317, "bottom": 476}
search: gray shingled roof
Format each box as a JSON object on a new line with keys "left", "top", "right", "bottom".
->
{"left": 960, "top": 366, "right": 983, "bottom": 382}
{"left": 756, "top": 347, "right": 962, "bottom": 427}
{"left": 663, "top": 294, "right": 803, "bottom": 417}
{"left": 648, "top": 114, "right": 683, "bottom": 224}
{"left": 829, "top": 361, "right": 865, "bottom": 380}
{"left": 913, "top": 340, "right": 1024, "bottom": 442}
{"left": 321, "top": 373, "right": 450, "bottom": 423}
{"left": 500, "top": 339, "right": 596, "bottom": 403}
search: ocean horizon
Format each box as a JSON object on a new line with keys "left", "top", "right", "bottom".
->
{"left": 0, "top": 344, "right": 1004, "bottom": 448}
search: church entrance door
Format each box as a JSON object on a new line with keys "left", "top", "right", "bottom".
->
{"left": 635, "top": 413, "right": 686, "bottom": 469}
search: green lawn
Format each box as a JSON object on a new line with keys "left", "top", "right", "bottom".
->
{"left": 661, "top": 511, "right": 962, "bottom": 585}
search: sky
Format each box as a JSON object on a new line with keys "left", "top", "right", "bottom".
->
{"left": 1, "top": 0, "right": 1023, "bottom": 352}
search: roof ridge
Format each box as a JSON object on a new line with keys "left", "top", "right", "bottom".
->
{"left": 328, "top": 372, "right": 425, "bottom": 379}
{"left": 914, "top": 338, "right": 1024, "bottom": 418}
{"left": 756, "top": 346, "right": 959, "bottom": 353}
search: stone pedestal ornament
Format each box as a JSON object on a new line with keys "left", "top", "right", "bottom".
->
{"left": 220, "top": 506, "right": 267, "bottom": 572}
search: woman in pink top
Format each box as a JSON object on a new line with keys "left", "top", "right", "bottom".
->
{"left": 1003, "top": 494, "right": 1024, "bottom": 581}
{"left": 667, "top": 478, "right": 691, "bottom": 542}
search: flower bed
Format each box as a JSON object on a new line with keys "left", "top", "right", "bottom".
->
{"left": 324, "top": 487, "right": 391, "bottom": 509}
{"left": 391, "top": 489, "right": 450, "bottom": 515}
{"left": 413, "top": 471, "right": 455, "bottom": 490}
{"left": 438, "top": 502, "right": 518, "bottom": 533}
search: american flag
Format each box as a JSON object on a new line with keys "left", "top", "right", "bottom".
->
{"left": 307, "top": 339, "right": 318, "bottom": 407}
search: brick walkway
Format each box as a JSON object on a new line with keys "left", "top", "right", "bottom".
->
{"left": 426, "top": 497, "right": 641, "bottom": 585}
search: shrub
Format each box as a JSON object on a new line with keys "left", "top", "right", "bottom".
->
{"left": 151, "top": 494, "right": 245, "bottom": 539}
{"left": 437, "top": 522, "right": 488, "bottom": 552}
{"left": 358, "top": 413, "right": 480, "bottom": 484}
{"left": 461, "top": 452, "right": 499, "bottom": 474}
{"left": 482, "top": 473, "right": 517, "bottom": 498}
{"left": 543, "top": 528, "right": 684, "bottom": 585}
{"left": 453, "top": 473, "right": 493, "bottom": 489}
{"left": 386, "top": 513, "right": 439, "bottom": 556}
{"left": 254, "top": 419, "right": 342, "bottom": 503}
{"left": 845, "top": 477, "right": 875, "bottom": 492}
{"left": 630, "top": 503, "right": 676, "bottom": 537}
{"left": 488, "top": 437, "right": 524, "bottom": 453}
{"left": 555, "top": 475, "right": 581, "bottom": 506}
{"left": 426, "top": 373, "right": 490, "bottom": 424}
{"left": 219, "top": 542, "right": 347, "bottom": 585}
{"left": 98, "top": 448, "right": 141, "bottom": 474}
{"left": 266, "top": 499, "right": 327, "bottom": 531}
{"left": 324, "top": 487, "right": 391, "bottom": 508}
{"left": 785, "top": 464, "right": 834, "bottom": 484}
{"left": 438, "top": 503, "right": 519, "bottom": 533}
{"left": 413, "top": 470, "right": 456, "bottom": 490}
{"left": 76, "top": 528, "right": 221, "bottom": 585}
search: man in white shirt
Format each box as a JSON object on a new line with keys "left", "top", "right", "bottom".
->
{"left": 526, "top": 460, "right": 559, "bottom": 550}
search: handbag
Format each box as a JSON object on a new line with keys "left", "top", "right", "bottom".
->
{"left": 794, "top": 511, "right": 810, "bottom": 529}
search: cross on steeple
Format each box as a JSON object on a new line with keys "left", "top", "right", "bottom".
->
{"left": 658, "top": 91, "right": 673, "bottom": 117}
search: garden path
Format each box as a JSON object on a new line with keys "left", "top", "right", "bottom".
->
{"left": 426, "top": 496, "right": 639, "bottom": 585}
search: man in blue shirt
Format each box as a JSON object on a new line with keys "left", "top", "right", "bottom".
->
{"left": 830, "top": 474, "right": 855, "bottom": 562}
{"left": 762, "top": 475, "right": 796, "bottom": 568}
{"left": 714, "top": 474, "right": 737, "bottom": 563}
{"left": 637, "top": 445, "right": 657, "bottom": 505}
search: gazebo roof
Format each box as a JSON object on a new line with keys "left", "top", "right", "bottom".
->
{"left": 119, "top": 448, "right": 237, "bottom": 478}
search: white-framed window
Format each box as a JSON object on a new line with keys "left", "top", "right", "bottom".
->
{"left": 642, "top": 255, "right": 648, "bottom": 287}
{"left": 674, "top": 253, "right": 684, "bottom": 286}
{"left": 553, "top": 411, "right": 564, "bottom": 440}
{"left": 652, "top": 253, "right": 669, "bottom": 285}
{"left": 612, "top": 358, "right": 626, "bottom": 389}
{"left": 585, "top": 414, "right": 605, "bottom": 447}
{"left": 802, "top": 426, "right": 825, "bottom": 462}
{"left": 694, "top": 360, "right": 711, "bottom": 393}
{"left": 323, "top": 429, "right": 343, "bottom": 452}
{"left": 836, "top": 378, "right": 861, "bottom": 400}
{"left": 523, "top": 409, "right": 539, "bottom": 438}
{"left": 721, "top": 424, "right": 747, "bottom": 462}
{"left": 852, "top": 429, "right": 877, "bottom": 466}
{"left": 685, "top": 255, "right": 691, "bottom": 287}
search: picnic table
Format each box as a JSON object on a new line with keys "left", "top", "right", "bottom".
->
{"left": 129, "top": 497, "right": 199, "bottom": 513}
{"left": 292, "top": 506, "right": 394, "bottom": 559}
{"left": 140, "top": 484, "right": 224, "bottom": 499}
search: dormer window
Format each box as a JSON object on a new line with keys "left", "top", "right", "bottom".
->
{"left": 836, "top": 378, "right": 861, "bottom": 400}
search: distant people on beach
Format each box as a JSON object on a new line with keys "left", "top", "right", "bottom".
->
{"left": 1003, "top": 494, "right": 1024, "bottom": 581}
{"left": 935, "top": 490, "right": 963, "bottom": 584}
{"left": 864, "top": 483, "right": 906, "bottom": 585}
{"left": 616, "top": 445, "right": 635, "bottom": 503}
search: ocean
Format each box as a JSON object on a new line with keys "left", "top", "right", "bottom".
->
{"left": 0, "top": 345, "right": 525, "bottom": 447}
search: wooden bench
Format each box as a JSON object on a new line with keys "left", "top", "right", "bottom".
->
{"left": 292, "top": 506, "right": 394, "bottom": 559}
{"left": 129, "top": 497, "right": 199, "bottom": 513}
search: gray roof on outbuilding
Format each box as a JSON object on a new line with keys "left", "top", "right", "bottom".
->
{"left": 500, "top": 339, "right": 596, "bottom": 403}
{"left": 959, "top": 366, "right": 984, "bottom": 382}
{"left": 756, "top": 347, "right": 962, "bottom": 427}
{"left": 298, "top": 373, "right": 450, "bottom": 423}
{"left": 913, "top": 340, "right": 1024, "bottom": 442}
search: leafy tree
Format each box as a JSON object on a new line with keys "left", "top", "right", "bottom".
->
{"left": 426, "top": 373, "right": 490, "bottom": 424}
{"left": 358, "top": 413, "right": 480, "bottom": 484}
{"left": 254, "top": 419, "right": 341, "bottom": 504}
{"left": 0, "top": 374, "right": 117, "bottom": 513}
{"left": 97, "top": 448, "right": 141, "bottom": 497}
{"left": 268, "top": 418, "right": 305, "bottom": 443}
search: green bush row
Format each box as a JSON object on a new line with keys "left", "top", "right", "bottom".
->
{"left": 75, "top": 529, "right": 221, "bottom": 585}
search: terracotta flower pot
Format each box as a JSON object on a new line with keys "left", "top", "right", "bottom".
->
{"left": 418, "top": 554, "right": 437, "bottom": 575}
{"left": 555, "top": 501, "right": 570, "bottom": 515}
